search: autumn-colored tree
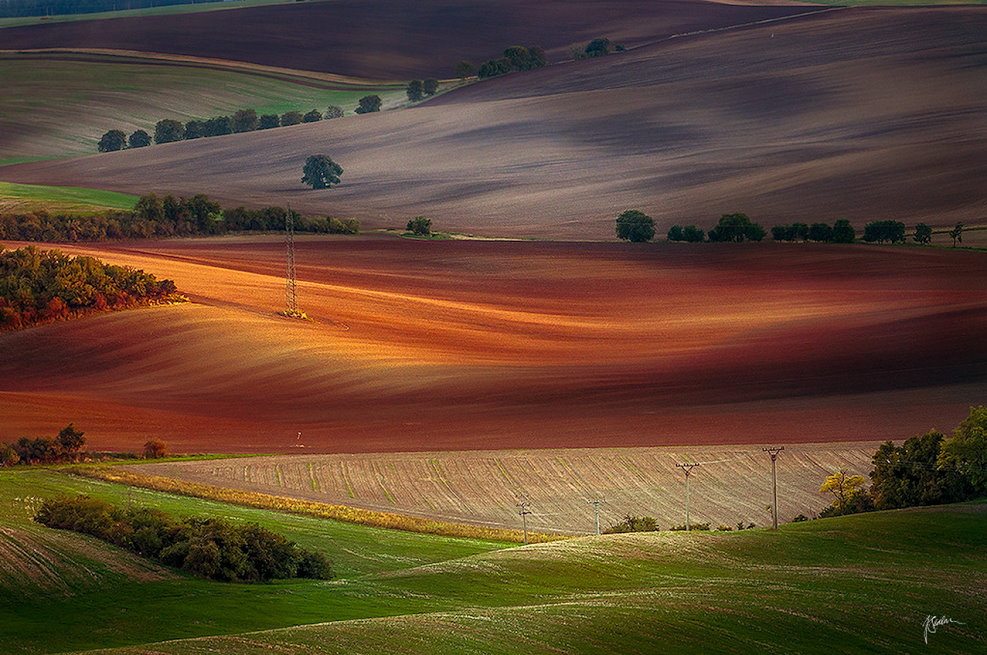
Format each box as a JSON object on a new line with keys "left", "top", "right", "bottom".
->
{"left": 143, "top": 439, "right": 168, "bottom": 459}
{"left": 819, "top": 469, "right": 866, "bottom": 513}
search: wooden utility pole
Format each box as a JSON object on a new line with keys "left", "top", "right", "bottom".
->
{"left": 587, "top": 498, "right": 605, "bottom": 535}
{"left": 762, "top": 447, "right": 785, "bottom": 529}
{"left": 516, "top": 498, "right": 532, "bottom": 545}
{"left": 675, "top": 462, "right": 701, "bottom": 531}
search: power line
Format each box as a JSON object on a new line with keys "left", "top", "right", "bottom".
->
{"left": 674, "top": 462, "right": 701, "bottom": 531}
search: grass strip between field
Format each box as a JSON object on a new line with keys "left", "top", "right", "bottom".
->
{"left": 72, "top": 466, "right": 569, "bottom": 544}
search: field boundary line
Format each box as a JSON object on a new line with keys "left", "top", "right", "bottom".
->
{"left": 68, "top": 466, "right": 571, "bottom": 544}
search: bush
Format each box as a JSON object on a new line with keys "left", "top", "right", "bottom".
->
{"left": 423, "top": 78, "right": 439, "bottom": 96}
{"left": 302, "top": 109, "right": 322, "bottom": 123}
{"left": 35, "top": 496, "right": 333, "bottom": 582}
{"left": 584, "top": 37, "right": 613, "bottom": 57}
{"left": 143, "top": 439, "right": 168, "bottom": 459}
{"left": 406, "top": 216, "right": 431, "bottom": 236}
{"left": 406, "top": 79, "right": 423, "bottom": 102}
{"left": 184, "top": 120, "right": 205, "bottom": 140}
{"left": 203, "top": 115, "right": 233, "bottom": 137}
{"left": 791, "top": 514, "right": 809, "bottom": 522}
{"left": 258, "top": 114, "right": 280, "bottom": 130}
{"left": 603, "top": 515, "right": 658, "bottom": 533}
{"left": 97, "top": 130, "right": 127, "bottom": 153}
{"left": 324, "top": 105, "right": 344, "bottom": 119}
{"left": 615, "top": 209, "right": 655, "bottom": 242}
{"left": 280, "top": 111, "right": 303, "bottom": 127}
{"left": 354, "top": 95, "right": 382, "bottom": 114}
{"left": 128, "top": 129, "right": 151, "bottom": 149}
{"left": 669, "top": 522, "right": 711, "bottom": 531}
{"left": 231, "top": 108, "right": 259, "bottom": 133}
{"left": 153, "top": 119, "right": 185, "bottom": 144}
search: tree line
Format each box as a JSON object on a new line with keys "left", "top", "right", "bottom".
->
{"left": 0, "top": 0, "right": 221, "bottom": 18}
{"left": 817, "top": 406, "right": 986, "bottom": 518}
{"left": 97, "top": 102, "right": 367, "bottom": 153}
{"left": 35, "top": 496, "right": 333, "bottom": 582}
{"left": 618, "top": 210, "right": 967, "bottom": 246}
{"left": 476, "top": 45, "right": 547, "bottom": 79}
{"left": 0, "top": 424, "right": 85, "bottom": 466}
{"left": 406, "top": 78, "right": 439, "bottom": 102}
{"left": 0, "top": 192, "right": 360, "bottom": 243}
{"left": 0, "top": 245, "right": 181, "bottom": 330}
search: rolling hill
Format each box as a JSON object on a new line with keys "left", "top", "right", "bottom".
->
{"left": 0, "top": 236, "right": 983, "bottom": 454}
{"left": 1, "top": 7, "right": 984, "bottom": 238}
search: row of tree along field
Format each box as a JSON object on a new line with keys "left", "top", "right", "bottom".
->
{"left": 0, "top": 245, "right": 183, "bottom": 330}
{"left": 0, "top": 0, "right": 222, "bottom": 18}
{"left": 617, "top": 210, "right": 968, "bottom": 246}
{"left": 0, "top": 192, "right": 359, "bottom": 242}
{"left": 35, "top": 495, "right": 333, "bottom": 582}
{"left": 0, "top": 423, "right": 167, "bottom": 467}
{"left": 96, "top": 102, "right": 377, "bottom": 153}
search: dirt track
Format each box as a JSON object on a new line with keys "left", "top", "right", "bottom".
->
{"left": 0, "top": 235, "right": 983, "bottom": 454}
{"left": 0, "top": 0, "right": 820, "bottom": 78}
{"left": 2, "top": 7, "right": 984, "bottom": 238}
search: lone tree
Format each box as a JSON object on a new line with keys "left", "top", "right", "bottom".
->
{"left": 406, "top": 79, "right": 424, "bottom": 102}
{"left": 154, "top": 119, "right": 185, "bottom": 144}
{"left": 301, "top": 155, "right": 343, "bottom": 190}
{"left": 913, "top": 223, "right": 932, "bottom": 245}
{"left": 584, "top": 37, "right": 613, "bottom": 57}
{"left": 454, "top": 60, "right": 475, "bottom": 79}
{"left": 406, "top": 216, "right": 431, "bottom": 236}
{"left": 128, "top": 129, "right": 151, "bottom": 148}
{"left": 423, "top": 78, "right": 439, "bottom": 96}
{"left": 97, "top": 129, "right": 127, "bottom": 152}
{"left": 615, "top": 209, "right": 655, "bottom": 242}
{"left": 143, "top": 439, "right": 168, "bottom": 459}
{"left": 354, "top": 95, "right": 382, "bottom": 114}
{"left": 949, "top": 222, "right": 964, "bottom": 247}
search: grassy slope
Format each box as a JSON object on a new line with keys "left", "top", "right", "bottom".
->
{"left": 0, "top": 181, "right": 138, "bottom": 212}
{"left": 0, "top": 469, "right": 507, "bottom": 655}
{"left": 0, "top": 469, "right": 984, "bottom": 654}
{"left": 0, "top": 56, "right": 403, "bottom": 160}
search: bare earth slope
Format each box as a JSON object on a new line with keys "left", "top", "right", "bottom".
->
{"left": 0, "top": 236, "right": 983, "bottom": 454}
{"left": 2, "top": 7, "right": 983, "bottom": 238}
{"left": 0, "top": 0, "right": 819, "bottom": 78}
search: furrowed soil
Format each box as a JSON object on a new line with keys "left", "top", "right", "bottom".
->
{"left": 2, "top": 7, "right": 983, "bottom": 237}
{"left": 0, "top": 235, "right": 983, "bottom": 456}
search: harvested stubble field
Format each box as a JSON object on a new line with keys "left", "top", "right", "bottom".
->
{"left": 2, "top": 7, "right": 984, "bottom": 237}
{"left": 0, "top": 235, "right": 983, "bottom": 456}
{"left": 126, "top": 442, "right": 881, "bottom": 533}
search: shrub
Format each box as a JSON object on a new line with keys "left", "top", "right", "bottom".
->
{"left": 203, "top": 115, "right": 232, "bottom": 136}
{"left": 791, "top": 514, "right": 809, "bottom": 522}
{"left": 258, "top": 114, "right": 280, "bottom": 130}
{"left": 324, "top": 105, "right": 344, "bottom": 119}
{"left": 128, "top": 129, "right": 151, "bottom": 149}
{"left": 354, "top": 95, "right": 382, "bottom": 114}
{"left": 302, "top": 109, "right": 322, "bottom": 123}
{"left": 669, "top": 522, "right": 711, "bottom": 531}
{"left": 280, "top": 111, "right": 303, "bottom": 127}
{"left": 406, "top": 216, "right": 431, "bottom": 236}
{"left": 454, "top": 60, "right": 475, "bottom": 79}
{"left": 97, "top": 129, "right": 127, "bottom": 152}
{"left": 231, "top": 108, "right": 259, "bottom": 133}
{"left": 407, "top": 79, "right": 423, "bottom": 102}
{"left": 584, "top": 38, "right": 613, "bottom": 57}
{"left": 603, "top": 515, "right": 658, "bottom": 533}
{"left": 153, "top": 119, "right": 185, "bottom": 144}
{"left": 184, "top": 120, "right": 205, "bottom": 140}
{"left": 667, "top": 225, "right": 684, "bottom": 242}
{"left": 143, "top": 439, "right": 168, "bottom": 459}
{"left": 423, "top": 78, "right": 439, "bottom": 96}
{"left": 615, "top": 209, "right": 655, "bottom": 242}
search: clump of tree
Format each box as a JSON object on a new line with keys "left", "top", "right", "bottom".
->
{"left": 573, "top": 37, "right": 626, "bottom": 60}
{"left": 258, "top": 114, "right": 281, "bottom": 130}
{"left": 913, "top": 223, "right": 932, "bottom": 245}
{"left": 406, "top": 216, "right": 432, "bottom": 236}
{"left": 35, "top": 496, "right": 333, "bottom": 582}
{"left": 707, "top": 213, "right": 765, "bottom": 242}
{"left": 154, "top": 119, "right": 186, "bottom": 144}
{"left": 603, "top": 515, "right": 658, "bottom": 533}
{"left": 478, "top": 45, "right": 547, "bottom": 78}
{"left": 666, "top": 225, "right": 704, "bottom": 243}
{"left": 324, "top": 105, "right": 344, "bottom": 119}
{"left": 301, "top": 155, "right": 343, "bottom": 190}
{"left": 354, "top": 95, "right": 382, "bottom": 114}
{"left": 817, "top": 406, "right": 987, "bottom": 518}
{"left": 143, "top": 439, "right": 168, "bottom": 459}
{"left": 0, "top": 192, "right": 360, "bottom": 244}
{"left": 0, "top": 424, "right": 85, "bottom": 466}
{"left": 615, "top": 209, "right": 655, "bottom": 242}
{"left": 0, "top": 246, "right": 181, "bottom": 331}
{"left": 862, "top": 220, "right": 906, "bottom": 244}
{"left": 771, "top": 219, "right": 855, "bottom": 243}
{"left": 454, "top": 60, "right": 476, "bottom": 80}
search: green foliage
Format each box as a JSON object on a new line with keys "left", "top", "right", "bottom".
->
{"left": 478, "top": 57, "right": 512, "bottom": 78}
{"left": 301, "top": 155, "right": 343, "bottom": 190}
{"left": 0, "top": 246, "right": 178, "bottom": 330}
{"left": 184, "top": 119, "right": 205, "bottom": 139}
{"left": 407, "top": 79, "right": 424, "bottom": 102}
{"left": 808, "top": 222, "right": 833, "bottom": 242}
{"left": 203, "top": 115, "right": 232, "bottom": 136}
{"left": 258, "top": 114, "right": 280, "bottom": 129}
{"left": 913, "top": 223, "right": 932, "bottom": 244}
{"left": 324, "top": 105, "right": 344, "bottom": 119}
{"left": 832, "top": 219, "right": 855, "bottom": 243}
{"left": 355, "top": 95, "right": 382, "bottom": 114}
{"left": 603, "top": 515, "right": 658, "bottom": 533}
{"left": 454, "top": 60, "right": 476, "bottom": 79}
{"left": 127, "top": 129, "right": 151, "bottom": 148}
{"left": 707, "top": 213, "right": 764, "bottom": 243}
{"left": 584, "top": 37, "right": 613, "bottom": 57}
{"left": 280, "top": 111, "right": 303, "bottom": 126}
{"left": 423, "top": 78, "right": 439, "bottom": 96}
{"left": 0, "top": 423, "right": 85, "bottom": 465}
{"left": 668, "top": 224, "right": 706, "bottom": 243}
{"left": 153, "top": 119, "right": 185, "bottom": 144}
{"left": 939, "top": 406, "right": 987, "bottom": 494}
{"left": 302, "top": 109, "right": 322, "bottom": 123}
{"left": 949, "top": 222, "right": 964, "bottom": 247}
{"left": 35, "top": 495, "right": 333, "bottom": 582}
{"left": 870, "top": 432, "right": 973, "bottom": 510}
{"left": 615, "top": 209, "right": 655, "bottom": 242}
{"left": 406, "top": 216, "right": 432, "bottom": 236}
{"left": 478, "top": 45, "right": 547, "bottom": 78}
{"left": 862, "top": 220, "right": 906, "bottom": 244}
{"left": 97, "top": 129, "right": 126, "bottom": 153}
{"left": 231, "top": 108, "right": 259, "bottom": 133}
{"left": 667, "top": 225, "right": 684, "bottom": 241}
{"left": 819, "top": 470, "right": 868, "bottom": 514}
{"left": 669, "top": 522, "right": 711, "bottom": 531}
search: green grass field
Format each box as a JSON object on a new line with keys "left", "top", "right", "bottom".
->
{"left": 0, "top": 468, "right": 983, "bottom": 654}
{"left": 0, "top": 56, "right": 404, "bottom": 160}
{"left": 0, "top": 181, "right": 139, "bottom": 213}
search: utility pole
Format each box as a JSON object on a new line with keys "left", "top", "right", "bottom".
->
{"left": 675, "top": 462, "right": 701, "bottom": 531}
{"left": 284, "top": 206, "right": 298, "bottom": 316}
{"left": 762, "top": 446, "right": 785, "bottom": 530}
{"left": 516, "top": 497, "right": 532, "bottom": 545}
{"left": 587, "top": 497, "right": 605, "bottom": 536}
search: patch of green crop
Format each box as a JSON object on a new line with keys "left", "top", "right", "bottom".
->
{"left": 0, "top": 181, "right": 139, "bottom": 212}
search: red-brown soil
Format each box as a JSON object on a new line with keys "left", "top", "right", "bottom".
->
{"left": 2, "top": 7, "right": 983, "bottom": 239}
{"left": 0, "top": 235, "right": 983, "bottom": 454}
{"left": 0, "top": 0, "right": 820, "bottom": 78}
